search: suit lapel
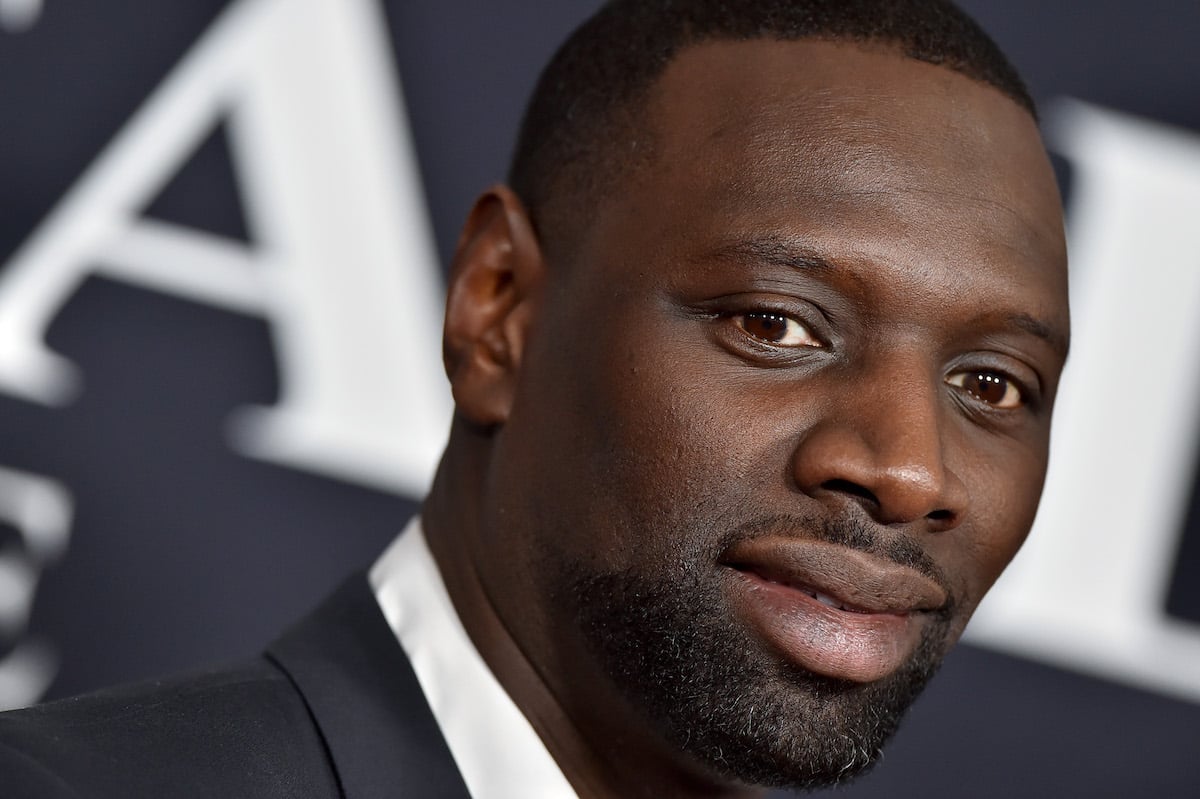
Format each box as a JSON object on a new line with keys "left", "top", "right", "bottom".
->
{"left": 267, "top": 575, "right": 473, "bottom": 799}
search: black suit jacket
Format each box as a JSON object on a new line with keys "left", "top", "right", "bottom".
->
{"left": 0, "top": 576, "right": 473, "bottom": 799}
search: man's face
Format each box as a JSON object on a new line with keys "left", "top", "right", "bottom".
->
{"left": 480, "top": 40, "right": 1068, "bottom": 790}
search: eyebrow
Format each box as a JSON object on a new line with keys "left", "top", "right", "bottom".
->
{"left": 707, "top": 236, "right": 837, "bottom": 273}
{"left": 1004, "top": 312, "right": 1070, "bottom": 359}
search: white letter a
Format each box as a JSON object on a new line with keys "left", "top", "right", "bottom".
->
{"left": 0, "top": 0, "right": 450, "bottom": 496}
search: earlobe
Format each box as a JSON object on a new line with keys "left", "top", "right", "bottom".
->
{"left": 443, "top": 185, "right": 544, "bottom": 427}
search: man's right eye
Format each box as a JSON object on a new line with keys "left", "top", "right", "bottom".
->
{"left": 735, "top": 312, "right": 822, "bottom": 348}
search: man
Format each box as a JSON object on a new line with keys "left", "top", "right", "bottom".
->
{"left": 0, "top": 0, "right": 1069, "bottom": 797}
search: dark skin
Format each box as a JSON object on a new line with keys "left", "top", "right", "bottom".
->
{"left": 426, "top": 39, "right": 1069, "bottom": 799}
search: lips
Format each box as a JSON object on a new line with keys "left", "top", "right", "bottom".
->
{"left": 721, "top": 537, "right": 948, "bottom": 684}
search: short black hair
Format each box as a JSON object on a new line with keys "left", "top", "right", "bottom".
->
{"left": 508, "top": 0, "right": 1035, "bottom": 244}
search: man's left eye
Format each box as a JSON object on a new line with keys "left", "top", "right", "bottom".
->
{"left": 946, "top": 371, "right": 1023, "bottom": 409}
{"left": 736, "top": 312, "right": 821, "bottom": 347}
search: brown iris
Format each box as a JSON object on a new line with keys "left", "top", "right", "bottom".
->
{"left": 740, "top": 313, "right": 792, "bottom": 343}
{"left": 962, "top": 372, "right": 1011, "bottom": 405}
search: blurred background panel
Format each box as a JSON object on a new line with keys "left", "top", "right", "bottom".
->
{"left": 0, "top": 2, "right": 1197, "bottom": 796}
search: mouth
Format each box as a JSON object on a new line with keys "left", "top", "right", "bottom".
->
{"left": 758, "top": 576, "right": 883, "bottom": 615}
{"left": 721, "top": 537, "right": 948, "bottom": 684}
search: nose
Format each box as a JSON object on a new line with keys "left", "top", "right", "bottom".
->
{"left": 791, "top": 367, "right": 969, "bottom": 532}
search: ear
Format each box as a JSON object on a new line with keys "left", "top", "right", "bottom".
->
{"left": 443, "top": 185, "right": 545, "bottom": 427}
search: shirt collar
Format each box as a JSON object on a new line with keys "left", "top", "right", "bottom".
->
{"left": 369, "top": 517, "right": 579, "bottom": 799}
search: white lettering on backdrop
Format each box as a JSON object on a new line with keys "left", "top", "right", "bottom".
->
{"left": 0, "top": 0, "right": 42, "bottom": 33}
{"left": 0, "top": 0, "right": 451, "bottom": 498}
{"left": 0, "top": 467, "right": 72, "bottom": 710}
{"left": 967, "top": 100, "right": 1200, "bottom": 704}
{"left": 0, "top": 0, "right": 447, "bottom": 706}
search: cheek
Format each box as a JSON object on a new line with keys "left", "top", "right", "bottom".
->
{"left": 582, "top": 356, "right": 743, "bottom": 530}
{"left": 523, "top": 322, "right": 787, "bottom": 570}
{"left": 941, "top": 448, "right": 1048, "bottom": 611}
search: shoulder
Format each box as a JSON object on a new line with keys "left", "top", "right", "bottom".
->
{"left": 0, "top": 657, "right": 340, "bottom": 799}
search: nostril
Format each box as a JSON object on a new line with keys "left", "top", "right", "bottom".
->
{"left": 923, "top": 507, "right": 959, "bottom": 533}
{"left": 822, "top": 478, "right": 878, "bottom": 508}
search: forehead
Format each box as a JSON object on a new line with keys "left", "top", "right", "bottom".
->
{"left": 645, "top": 39, "right": 1058, "bottom": 219}
{"left": 577, "top": 38, "right": 1068, "bottom": 341}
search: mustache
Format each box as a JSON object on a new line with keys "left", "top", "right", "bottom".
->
{"left": 716, "top": 512, "right": 954, "bottom": 609}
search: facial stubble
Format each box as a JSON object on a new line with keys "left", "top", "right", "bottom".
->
{"left": 556, "top": 516, "right": 955, "bottom": 791}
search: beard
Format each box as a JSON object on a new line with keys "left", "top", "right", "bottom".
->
{"left": 558, "top": 514, "right": 955, "bottom": 791}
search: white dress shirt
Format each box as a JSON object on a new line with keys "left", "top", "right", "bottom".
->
{"left": 370, "top": 518, "right": 579, "bottom": 799}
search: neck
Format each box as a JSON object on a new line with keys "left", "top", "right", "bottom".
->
{"left": 422, "top": 436, "right": 764, "bottom": 799}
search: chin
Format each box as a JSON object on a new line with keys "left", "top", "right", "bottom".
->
{"left": 564, "top": 561, "right": 954, "bottom": 791}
